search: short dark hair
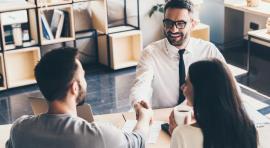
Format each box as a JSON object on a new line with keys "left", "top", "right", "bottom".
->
{"left": 164, "top": 0, "right": 194, "bottom": 15}
{"left": 35, "top": 47, "right": 79, "bottom": 102}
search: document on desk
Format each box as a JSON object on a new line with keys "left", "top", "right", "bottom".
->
{"left": 122, "top": 120, "right": 165, "bottom": 144}
{"left": 243, "top": 102, "right": 270, "bottom": 127}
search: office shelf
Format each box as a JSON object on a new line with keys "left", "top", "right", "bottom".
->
{"left": 35, "top": 0, "right": 72, "bottom": 7}
{"left": 90, "top": 0, "right": 139, "bottom": 34}
{"left": 191, "top": 23, "right": 210, "bottom": 41}
{"left": 98, "top": 30, "right": 142, "bottom": 70}
{"left": 37, "top": 4, "right": 75, "bottom": 45}
{"left": 4, "top": 47, "right": 40, "bottom": 88}
{"left": 0, "top": 9, "right": 39, "bottom": 51}
{"left": 0, "top": 1, "right": 36, "bottom": 13}
{"left": 73, "top": 0, "right": 90, "bottom": 2}
{"left": 0, "top": 0, "right": 139, "bottom": 91}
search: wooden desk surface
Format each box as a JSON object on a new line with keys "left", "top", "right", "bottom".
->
{"left": 123, "top": 108, "right": 173, "bottom": 148}
{"left": 123, "top": 107, "right": 270, "bottom": 148}
{"left": 257, "top": 125, "right": 270, "bottom": 148}
{"left": 224, "top": 0, "right": 270, "bottom": 17}
{"left": 1, "top": 108, "right": 270, "bottom": 148}
{"left": 94, "top": 112, "right": 125, "bottom": 128}
{"left": 248, "top": 29, "right": 270, "bottom": 42}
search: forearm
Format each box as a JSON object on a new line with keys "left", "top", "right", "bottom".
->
{"left": 133, "top": 118, "right": 150, "bottom": 138}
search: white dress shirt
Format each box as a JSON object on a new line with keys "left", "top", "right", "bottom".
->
{"left": 129, "top": 37, "right": 226, "bottom": 108}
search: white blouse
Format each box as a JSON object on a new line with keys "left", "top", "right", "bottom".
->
{"left": 171, "top": 125, "right": 203, "bottom": 148}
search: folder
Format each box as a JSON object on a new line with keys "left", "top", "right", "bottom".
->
{"left": 50, "top": 9, "right": 65, "bottom": 39}
{"left": 41, "top": 13, "right": 54, "bottom": 40}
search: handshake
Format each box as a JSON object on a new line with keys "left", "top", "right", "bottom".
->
{"left": 133, "top": 100, "right": 194, "bottom": 136}
{"left": 134, "top": 100, "right": 153, "bottom": 123}
{"left": 132, "top": 100, "right": 153, "bottom": 136}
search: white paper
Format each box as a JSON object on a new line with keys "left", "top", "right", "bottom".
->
{"left": 243, "top": 102, "right": 270, "bottom": 127}
{"left": 95, "top": 121, "right": 114, "bottom": 127}
{"left": 122, "top": 120, "right": 165, "bottom": 144}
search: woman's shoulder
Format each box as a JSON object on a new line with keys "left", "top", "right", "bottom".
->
{"left": 174, "top": 125, "right": 202, "bottom": 138}
{"left": 175, "top": 125, "right": 201, "bottom": 133}
{"left": 171, "top": 125, "right": 203, "bottom": 148}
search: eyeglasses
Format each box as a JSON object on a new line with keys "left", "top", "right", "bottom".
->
{"left": 163, "top": 19, "right": 187, "bottom": 29}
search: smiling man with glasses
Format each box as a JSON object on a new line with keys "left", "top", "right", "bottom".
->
{"left": 130, "top": 0, "right": 226, "bottom": 109}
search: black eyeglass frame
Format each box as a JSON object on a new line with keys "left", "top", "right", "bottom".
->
{"left": 163, "top": 19, "right": 188, "bottom": 29}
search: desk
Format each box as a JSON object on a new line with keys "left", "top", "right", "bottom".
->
{"left": 94, "top": 112, "right": 125, "bottom": 128}
{"left": 123, "top": 107, "right": 270, "bottom": 148}
{"left": 1, "top": 108, "right": 270, "bottom": 148}
{"left": 247, "top": 29, "right": 270, "bottom": 82}
{"left": 224, "top": 0, "right": 270, "bottom": 17}
{"left": 257, "top": 125, "right": 270, "bottom": 148}
{"left": 224, "top": 0, "right": 270, "bottom": 81}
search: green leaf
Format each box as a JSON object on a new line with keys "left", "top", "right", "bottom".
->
{"left": 159, "top": 6, "right": 164, "bottom": 13}
{"left": 148, "top": 4, "right": 165, "bottom": 18}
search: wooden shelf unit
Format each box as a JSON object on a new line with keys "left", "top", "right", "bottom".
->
{"left": 90, "top": 0, "right": 139, "bottom": 34}
{"left": 0, "top": 0, "right": 140, "bottom": 90}
{"left": 73, "top": 0, "right": 90, "bottom": 2}
{"left": 108, "top": 26, "right": 137, "bottom": 34}
{"left": 0, "top": 9, "right": 39, "bottom": 51}
{"left": 37, "top": 4, "right": 75, "bottom": 45}
{"left": 90, "top": 0, "right": 108, "bottom": 34}
{"left": 0, "top": 1, "right": 97, "bottom": 90}
{"left": 191, "top": 23, "right": 210, "bottom": 41}
{"left": 0, "top": 53, "right": 7, "bottom": 91}
{"left": 98, "top": 30, "right": 142, "bottom": 70}
{"left": 4, "top": 47, "right": 41, "bottom": 88}
{"left": 33, "top": 0, "right": 73, "bottom": 7}
{"left": 0, "top": 1, "right": 36, "bottom": 13}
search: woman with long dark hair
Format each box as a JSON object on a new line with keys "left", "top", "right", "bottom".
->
{"left": 170, "top": 58, "right": 258, "bottom": 148}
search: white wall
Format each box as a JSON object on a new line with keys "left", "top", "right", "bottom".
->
{"left": 244, "top": 13, "right": 268, "bottom": 36}
{"left": 200, "top": 0, "right": 269, "bottom": 46}
{"left": 138, "top": 0, "right": 165, "bottom": 46}
{"left": 200, "top": 0, "right": 225, "bottom": 44}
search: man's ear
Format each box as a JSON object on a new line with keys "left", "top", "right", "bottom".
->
{"left": 191, "top": 18, "right": 198, "bottom": 30}
{"left": 70, "top": 81, "right": 79, "bottom": 95}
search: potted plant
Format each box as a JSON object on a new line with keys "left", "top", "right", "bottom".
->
{"left": 148, "top": 0, "right": 203, "bottom": 22}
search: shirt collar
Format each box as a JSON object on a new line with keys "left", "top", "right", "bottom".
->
{"left": 164, "top": 38, "right": 193, "bottom": 58}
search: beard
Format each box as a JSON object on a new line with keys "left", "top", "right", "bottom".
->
{"left": 165, "top": 30, "right": 188, "bottom": 47}
{"left": 76, "top": 82, "right": 87, "bottom": 106}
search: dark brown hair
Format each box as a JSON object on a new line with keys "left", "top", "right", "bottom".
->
{"left": 188, "top": 58, "right": 257, "bottom": 148}
{"left": 164, "top": 0, "right": 194, "bottom": 15}
{"left": 35, "top": 47, "right": 79, "bottom": 101}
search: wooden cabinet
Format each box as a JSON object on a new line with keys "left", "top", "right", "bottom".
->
{"left": 38, "top": 4, "right": 75, "bottom": 45}
{"left": 0, "top": 9, "right": 38, "bottom": 51}
{"left": 0, "top": 0, "right": 141, "bottom": 91}
{"left": 4, "top": 47, "right": 41, "bottom": 88}
{"left": 90, "top": 0, "right": 139, "bottom": 34}
{"left": 109, "top": 30, "right": 142, "bottom": 69}
{"left": 34, "top": 0, "right": 72, "bottom": 7}
{"left": 191, "top": 23, "right": 210, "bottom": 41}
{"left": 0, "top": 1, "right": 85, "bottom": 91}
{"left": 98, "top": 30, "right": 142, "bottom": 70}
